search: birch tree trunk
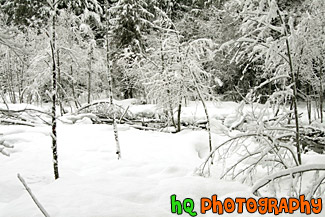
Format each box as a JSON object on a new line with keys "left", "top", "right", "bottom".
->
{"left": 106, "top": 2, "right": 121, "bottom": 159}
{"left": 50, "top": 0, "right": 59, "bottom": 179}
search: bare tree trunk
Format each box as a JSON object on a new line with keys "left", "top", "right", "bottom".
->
{"left": 190, "top": 68, "right": 212, "bottom": 153}
{"left": 277, "top": 10, "right": 301, "bottom": 165}
{"left": 176, "top": 99, "right": 182, "bottom": 133}
{"left": 169, "top": 103, "right": 176, "bottom": 129}
{"left": 50, "top": 1, "right": 59, "bottom": 179}
{"left": 87, "top": 45, "right": 93, "bottom": 104}
{"left": 287, "top": 42, "right": 301, "bottom": 165}
{"left": 56, "top": 49, "right": 65, "bottom": 116}
{"left": 306, "top": 85, "right": 312, "bottom": 124}
{"left": 19, "top": 49, "right": 27, "bottom": 103}
{"left": 314, "top": 89, "right": 320, "bottom": 119}
{"left": 159, "top": 36, "right": 176, "bottom": 129}
{"left": 319, "top": 60, "right": 323, "bottom": 123}
{"left": 17, "top": 64, "right": 23, "bottom": 103}
{"left": 9, "top": 70, "right": 16, "bottom": 103}
{"left": 70, "top": 65, "right": 80, "bottom": 109}
{"left": 7, "top": 50, "right": 16, "bottom": 103}
{"left": 285, "top": 35, "right": 301, "bottom": 165}
{"left": 106, "top": 2, "right": 121, "bottom": 159}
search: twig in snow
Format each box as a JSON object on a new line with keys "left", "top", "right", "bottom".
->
{"left": 17, "top": 173, "right": 51, "bottom": 217}
{"left": 119, "top": 105, "right": 130, "bottom": 123}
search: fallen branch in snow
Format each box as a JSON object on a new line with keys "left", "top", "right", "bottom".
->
{"left": 252, "top": 164, "right": 325, "bottom": 196}
{"left": 0, "top": 108, "right": 51, "bottom": 116}
{"left": 0, "top": 118, "right": 36, "bottom": 127}
{"left": 99, "top": 117, "right": 166, "bottom": 127}
{"left": 77, "top": 100, "right": 111, "bottom": 112}
{"left": 0, "top": 140, "right": 13, "bottom": 148}
{"left": 77, "top": 100, "right": 126, "bottom": 113}
{"left": 0, "top": 139, "right": 13, "bottom": 156}
{"left": 0, "top": 146, "right": 10, "bottom": 156}
{"left": 77, "top": 101, "right": 133, "bottom": 121}
{"left": 0, "top": 107, "right": 51, "bottom": 125}
{"left": 129, "top": 125, "right": 158, "bottom": 131}
{"left": 17, "top": 173, "right": 51, "bottom": 217}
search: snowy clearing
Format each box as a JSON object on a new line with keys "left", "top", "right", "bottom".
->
{"left": 0, "top": 101, "right": 324, "bottom": 216}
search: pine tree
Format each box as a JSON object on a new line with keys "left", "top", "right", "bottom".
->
{"left": 109, "top": 0, "right": 154, "bottom": 54}
{"left": 0, "top": 0, "right": 49, "bottom": 31}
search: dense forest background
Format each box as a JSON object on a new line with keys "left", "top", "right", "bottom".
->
{"left": 1, "top": 0, "right": 322, "bottom": 108}
{"left": 1, "top": 0, "right": 325, "bottom": 170}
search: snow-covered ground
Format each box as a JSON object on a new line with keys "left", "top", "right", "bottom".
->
{"left": 0, "top": 101, "right": 324, "bottom": 216}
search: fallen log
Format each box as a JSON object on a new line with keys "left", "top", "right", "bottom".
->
{"left": 0, "top": 118, "right": 36, "bottom": 127}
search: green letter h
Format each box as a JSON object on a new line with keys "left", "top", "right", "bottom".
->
{"left": 171, "top": 195, "right": 182, "bottom": 214}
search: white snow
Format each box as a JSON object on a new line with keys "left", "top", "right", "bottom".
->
{"left": 0, "top": 101, "right": 324, "bottom": 216}
{"left": 0, "top": 124, "right": 233, "bottom": 217}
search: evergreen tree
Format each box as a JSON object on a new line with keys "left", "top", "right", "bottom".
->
{"left": 0, "top": 0, "right": 49, "bottom": 30}
{"left": 109, "top": 0, "right": 154, "bottom": 54}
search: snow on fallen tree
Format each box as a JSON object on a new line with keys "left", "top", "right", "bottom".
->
{"left": 61, "top": 113, "right": 100, "bottom": 124}
{"left": 77, "top": 100, "right": 134, "bottom": 121}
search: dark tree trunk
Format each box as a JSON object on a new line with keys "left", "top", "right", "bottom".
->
{"left": 176, "top": 100, "right": 182, "bottom": 133}
{"left": 57, "top": 49, "right": 65, "bottom": 116}
{"left": 319, "top": 60, "right": 323, "bottom": 123}
{"left": 278, "top": 9, "right": 301, "bottom": 165}
{"left": 70, "top": 65, "right": 80, "bottom": 108}
{"left": 306, "top": 84, "right": 312, "bottom": 124}
{"left": 51, "top": 1, "right": 59, "bottom": 179}
{"left": 7, "top": 51, "right": 16, "bottom": 104}
{"left": 87, "top": 45, "right": 93, "bottom": 104}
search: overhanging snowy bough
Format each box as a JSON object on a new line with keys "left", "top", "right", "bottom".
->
{"left": 198, "top": 131, "right": 325, "bottom": 198}
{"left": 252, "top": 164, "right": 325, "bottom": 198}
{"left": 198, "top": 132, "right": 299, "bottom": 177}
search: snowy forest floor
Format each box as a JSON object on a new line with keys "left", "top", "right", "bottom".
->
{"left": 0, "top": 100, "right": 324, "bottom": 217}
